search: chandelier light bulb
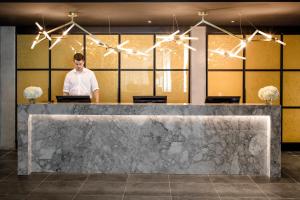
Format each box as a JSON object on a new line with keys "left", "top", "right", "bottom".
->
{"left": 31, "top": 40, "right": 37, "bottom": 49}
{"left": 258, "top": 31, "right": 272, "bottom": 39}
{"left": 275, "top": 39, "right": 286, "bottom": 46}
{"left": 35, "top": 22, "right": 43, "bottom": 30}
{"left": 240, "top": 40, "right": 247, "bottom": 48}
{"left": 63, "top": 23, "right": 75, "bottom": 36}
{"left": 49, "top": 38, "right": 62, "bottom": 49}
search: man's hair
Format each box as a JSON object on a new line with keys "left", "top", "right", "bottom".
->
{"left": 73, "top": 53, "right": 85, "bottom": 61}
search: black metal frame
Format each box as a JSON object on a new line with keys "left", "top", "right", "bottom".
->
{"left": 15, "top": 31, "right": 191, "bottom": 103}
{"left": 206, "top": 31, "right": 300, "bottom": 151}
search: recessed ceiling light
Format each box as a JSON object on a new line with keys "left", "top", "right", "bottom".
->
{"left": 231, "top": 20, "right": 235, "bottom": 23}
{"left": 147, "top": 20, "right": 152, "bottom": 24}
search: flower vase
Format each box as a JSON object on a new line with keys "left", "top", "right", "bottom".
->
{"left": 28, "top": 98, "right": 36, "bottom": 104}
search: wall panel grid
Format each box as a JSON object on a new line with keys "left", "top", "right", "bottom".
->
{"left": 208, "top": 34, "right": 300, "bottom": 143}
{"left": 16, "top": 34, "right": 190, "bottom": 104}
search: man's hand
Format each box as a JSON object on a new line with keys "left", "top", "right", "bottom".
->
{"left": 93, "top": 89, "right": 99, "bottom": 103}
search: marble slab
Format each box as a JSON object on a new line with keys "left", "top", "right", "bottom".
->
{"left": 17, "top": 104, "right": 281, "bottom": 177}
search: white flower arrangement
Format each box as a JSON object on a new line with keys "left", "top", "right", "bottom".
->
{"left": 23, "top": 86, "right": 43, "bottom": 100}
{"left": 258, "top": 86, "right": 279, "bottom": 102}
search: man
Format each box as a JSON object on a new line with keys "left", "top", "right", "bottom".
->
{"left": 63, "top": 53, "right": 99, "bottom": 103}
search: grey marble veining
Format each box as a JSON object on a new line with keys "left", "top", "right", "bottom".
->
{"left": 17, "top": 104, "right": 281, "bottom": 177}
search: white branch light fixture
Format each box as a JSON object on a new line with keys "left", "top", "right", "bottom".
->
{"left": 146, "top": 15, "right": 199, "bottom": 53}
{"left": 186, "top": 12, "right": 247, "bottom": 60}
{"left": 184, "top": 12, "right": 286, "bottom": 60}
{"left": 219, "top": 29, "right": 287, "bottom": 60}
{"left": 31, "top": 12, "right": 147, "bottom": 57}
{"left": 156, "top": 34, "right": 198, "bottom": 51}
{"left": 31, "top": 11, "right": 287, "bottom": 60}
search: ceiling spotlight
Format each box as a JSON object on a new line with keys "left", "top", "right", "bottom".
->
{"left": 231, "top": 20, "right": 235, "bottom": 23}
{"left": 147, "top": 20, "right": 152, "bottom": 24}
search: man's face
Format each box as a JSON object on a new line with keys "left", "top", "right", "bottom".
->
{"left": 74, "top": 60, "right": 84, "bottom": 71}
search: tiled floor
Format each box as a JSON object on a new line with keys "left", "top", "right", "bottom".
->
{"left": 0, "top": 150, "right": 300, "bottom": 200}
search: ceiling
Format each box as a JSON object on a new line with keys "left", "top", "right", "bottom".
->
{"left": 0, "top": 2, "right": 300, "bottom": 27}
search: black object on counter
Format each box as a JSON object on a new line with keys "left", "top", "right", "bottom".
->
{"left": 205, "top": 96, "right": 240, "bottom": 103}
{"left": 56, "top": 95, "right": 91, "bottom": 103}
{"left": 133, "top": 96, "right": 167, "bottom": 103}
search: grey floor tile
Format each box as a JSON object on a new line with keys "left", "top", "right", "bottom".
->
{"left": 25, "top": 194, "right": 74, "bottom": 200}
{"left": 209, "top": 175, "right": 253, "bottom": 183}
{"left": 88, "top": 173, "right": 127, "bottom": 182}
{"left": 2, "top": 172, "right": 50, "bottom": 182}
{"left": 169, "top": 175, "right": 210, "bottom": 183}
{"left": 172, "top": 196, "right": 220, "bottom": 200}
{"left": 258, "top": 183, "right": 300, "bottom": 198}
{"left": 45, "top": 173, "right": 88, "bottom": 181}
{"left": 0, "top": 194, "right": 28, "bottom": 200}
{"left": 269, "top": 198, "right": 300, "bottom": 200}
{"left": 74, "top": 194, "right": 123, "bottom": 200}
{"left": 0, "top": 181, "right": 40, "bottom": 195}
{"left": 126, "top": 182, "right": 170, "bottom": 196}
{"left": 282, "top": 169, "right": 300, "bottom": 183}
{"left": 214, "top": 183, "right": 266, "bottom": 198}
{"left": 221, "top": 198, "right": 267, "bottom": 200}
{"left": 127, "top": 174, "right": 169, "bottom": 183}
{"left": 0, "top": 150, "right": 12, "bottom": 158}
{"left": 0, "top": 161, "right": 17, "bottom": 170}
{"left": 0, "top": 169, "right": 14, "bottom": 181}
{"left": 0, "top": 169, "right": 14, "bottom": 175}
{"left": 124, "top": 196, "right": 171, "bottom": 200}
{"left": 32, "top": 181, "right": 82, "bottom": 194}
{"left": 170, "top": 182, "right": 218, "bottom": 198}
{"left": 250, "top": 173, "right": 296, "bottom": 183}
{"left": 0, "top": 152, "right": 17, "bottom": 161}
{"left": 80, "top": 181, "right": 125, "bottom": 195}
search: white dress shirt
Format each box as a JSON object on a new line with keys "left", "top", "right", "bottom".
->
{"left": 63, "top": 68, "right": 99, "bottom": 98}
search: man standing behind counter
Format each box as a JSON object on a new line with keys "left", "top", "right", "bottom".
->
{"left": 63, "top": 53, "right": 99, "bottom": 103}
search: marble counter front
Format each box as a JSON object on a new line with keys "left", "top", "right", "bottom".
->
{"left": 17, "top": 104, "right": 281, "bottom": 177}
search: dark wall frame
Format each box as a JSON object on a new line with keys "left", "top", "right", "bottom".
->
{"left": 206, "top": 29, "right": 300, "bottom": 151}
{"left": 16, "top": 27, "right": 191, "bottom": 105}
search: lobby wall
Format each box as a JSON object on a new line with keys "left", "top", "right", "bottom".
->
{"left": 0, "top": 26, "right": 16, "bottom": 149}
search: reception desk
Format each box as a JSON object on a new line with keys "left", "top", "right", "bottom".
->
{"left": 17, "top": 104, "right": 281, "bottom": 177}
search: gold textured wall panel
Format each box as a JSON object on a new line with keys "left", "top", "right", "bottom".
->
{"left": 17, "top": 71, "right": 49, "bottom": 104}
{"left": 156, "top": 35, "right": 189, "bottom": 69}
{"left": 94, "top": 71, "right": 118, "bottom": 103}
{"left": 246, "top": 35, "right": 280, "bottom": 69}
{"left": 283, "top": 35, "right": 300, "bottom": 69}
{"left": 17, "top": 35, "right": 49, "bottom": 69}
{"left": 121, "top": 71, "right": 153, "bottom": 102}
{"left": 156, "top": 71, "right": 189, "bottom": 103}
{"left": 121, "top": 35, "right": 153, "bottom": 69}
{"left": 283, "top": 109, "right": 300, "bottom": 142}
{"left": 86, "top": 35, "right": 118, "bottom": 69}
{"left": 51, "top": 35, "right": 83, "bottom": 69}
{"left": 208, "top": 71, "right": 243, "bottom": 102}
{"left": 208, "top": 35, "right": 243, "bottom": 69}
{"left": 283, "top": 72, "right": 300, "bottom": 106}
{"left": 51, "top": 71, "right": 68, "bottom": 102}
{"left": 246, "top": 72, "right": 280, "bottom": 105}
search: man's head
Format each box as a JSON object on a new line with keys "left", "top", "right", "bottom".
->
{"left": 73, "top": 53, "right": 85, "bottom": 72}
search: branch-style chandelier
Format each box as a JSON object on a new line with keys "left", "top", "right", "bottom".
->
{"left": 149, "top": 15, "right": 199, "bottom": 52}
{"left": 31, "top": 12, "right": 147, "bottom": 57}
{"left": 31, "top": 11, "right": 287, "bottom": 60}
{"left": 187, "top": 12, "right": 286, "bottom": 60}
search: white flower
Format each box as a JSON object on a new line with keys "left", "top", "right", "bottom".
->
{"left": 258, "top": 86, "right": 279, "bottom": 101}
{"left": 23, "top": 86, "right": 43, "bottom": 99}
